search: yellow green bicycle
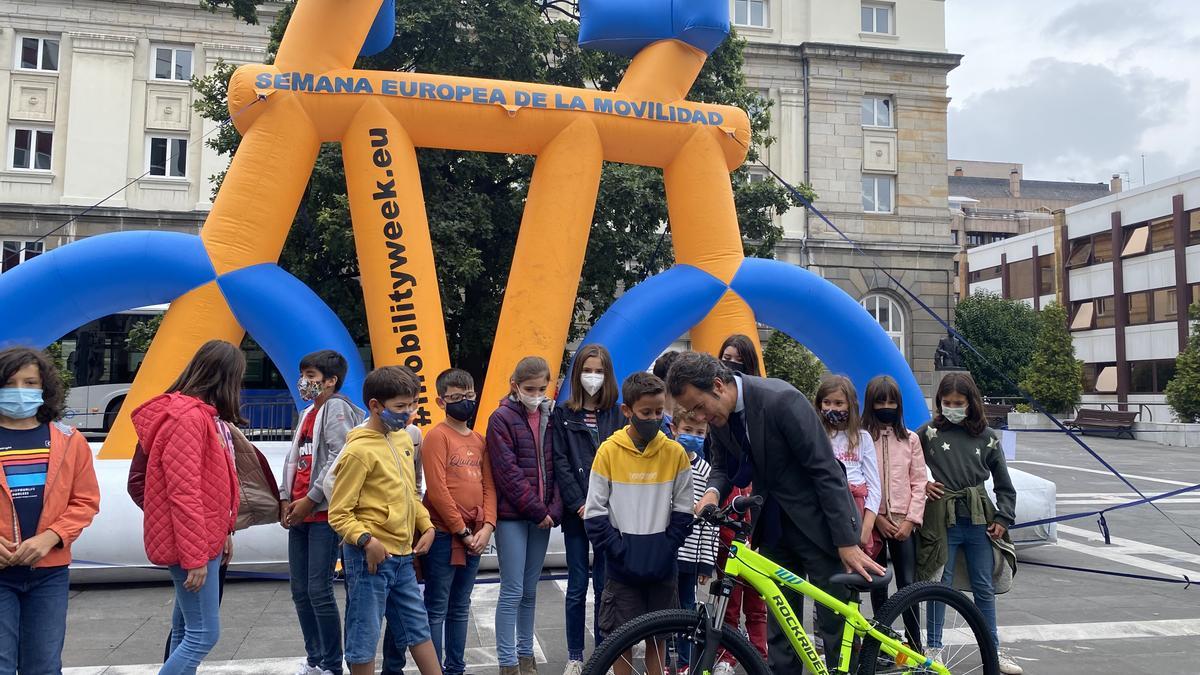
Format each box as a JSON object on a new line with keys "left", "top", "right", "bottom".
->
{"left": 583, "top": 495, "right": 1000, "bottom": 675}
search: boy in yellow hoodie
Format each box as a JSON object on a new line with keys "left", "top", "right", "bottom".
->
{"left": 328, "top": 366, "right": 441, "bottom": 675}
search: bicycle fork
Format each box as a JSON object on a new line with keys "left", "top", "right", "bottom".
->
{"left": 691, "top": 576, "right": 734, "bottom": 675}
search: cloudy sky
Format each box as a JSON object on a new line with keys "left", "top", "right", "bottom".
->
{"left": 945, "top": 0, "right": 1200, "bottom": 185}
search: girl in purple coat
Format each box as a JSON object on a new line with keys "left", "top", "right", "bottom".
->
{"left": 487, "top": 356, "right": 563, "bottom": 675}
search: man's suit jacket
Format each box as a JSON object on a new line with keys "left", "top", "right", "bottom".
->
{"left": 707, "top": 374, "right": 860, "bottom": 551}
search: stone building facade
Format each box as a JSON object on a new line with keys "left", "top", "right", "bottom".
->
{"left": 739, "top": 0, "right": 961, "bottom": 397}
{"left": 0, "top": 0, "right": 272, "bottom": 260}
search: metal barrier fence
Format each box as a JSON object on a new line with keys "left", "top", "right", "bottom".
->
{"left": 240, "top": 398, "right": 299, "bottom": 441}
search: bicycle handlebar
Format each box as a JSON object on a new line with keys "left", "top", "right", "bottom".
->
{"left": 731, "top": 494, "right": 763, "bottom": 514}
{"left": 695, "top": 494, "right": 764, "bottom": 529}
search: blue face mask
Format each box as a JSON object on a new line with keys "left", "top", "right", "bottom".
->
{"left": 378, "top": 408, "right": 412, "bottom": 432}
{"left": 0, "top": 388, "right": 42, "bottom": 420}
{"left": 677, "top": 433, "right": 705, "bottom": 459}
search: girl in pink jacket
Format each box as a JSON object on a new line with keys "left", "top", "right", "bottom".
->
{"left": 861, "top": 375, "right": 927, "bottom": 646}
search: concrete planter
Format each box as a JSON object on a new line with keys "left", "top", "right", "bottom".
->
{"left": 1007, "top": 411, "right": 1058, "bottom": 430}
{"left": 1134, "top": 421, "right": 1200, "bottom": 447}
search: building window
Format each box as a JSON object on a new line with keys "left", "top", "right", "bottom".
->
{"left": 1128, "top": 359, "right": 1178, "bottom": 394}
{"left": 734, "top": 0, "right": 768, "bottom": 27}
{"left": 861, "top": 2, "right": 894, "bottom": 34}
{"left": 9, "top": 128, "right": 53, "bottom": 171}
{"left": 968, "top": 265, "right": 1001, "bottom": 284}
{"left": 147, "top": 136, "right": 188, "bottom": 178}
{"left": 1094, "top": 295, "right": 1115, "bottom": 328}
{"left": 1083, "top": 363, "right": 1118, "bottom": 394}
{"left": 965, "top": 231, "right": 1012, "bottom": 247}
{"left": 1149, "top": 217, "right": 1174, "bottom": 252}
{"left": 1010, "top": 258, "right": 1034, "bottom": 300}
{"left": 1067, "top": 238, "right": 1093, "bottom": 267}
{"left": 860, "top": 293, "right": 905, "bottom": 356}
{"left": 1127, "top": 291, "right": 1150, "bottom": 325}
{"left": 1190, "top": 210, "right": 1200, "bottom": 246}
{"left": 1038, "top": 254, "right": 1055, "bottom": 295}
{"left": 2, "top": 240, "right": 44, "bottom": 273}
{"left": 1092, "top": 232, "right": 1113, "bottom": 264}
{"left": 152, "top": 46, "right": 193, "bottom": 81}
{"left": 18, "top": 36, "right": 59, "bottom": 72}
{"left": 861, "top": 96, "right": 893, "bottom": 128}
{"left": 862, "top": 175, "right": 894, "bottom": 214}
{"left": 747, "top": 167, "right": 770, "bottom": 184}
{"left": 1070, "top": 300, "right": 1094, "bottom": 330}
{"left": 1152, "top": 288, "right": 1178, "bottom": 323}
{"left": 1121, "top": 225, "right": 1149, "bottom": 257}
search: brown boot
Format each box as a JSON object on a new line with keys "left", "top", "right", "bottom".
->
{"left": 519, "top": 656, "right": 539, "bottom": 675}
{"left": 500, "top": 666, "right": 521, "bottom": 675}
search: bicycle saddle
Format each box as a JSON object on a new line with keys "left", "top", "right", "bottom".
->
{"left": 829, "top": 569, "right": 894, "bottom": 592}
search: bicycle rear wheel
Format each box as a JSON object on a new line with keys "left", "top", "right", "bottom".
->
{"left": 581, "top": 609, "right": 771, "bottom": 675}
{"left": 859, "top": 581, "right": 1000, "bottom": 675}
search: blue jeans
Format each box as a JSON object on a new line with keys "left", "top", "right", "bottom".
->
{"left": 563, "top": 516, "right": 605, "bottom": 662}
{"left": 343, "top": 545, "right": 432, "bottom": 665}
{"left": 289, "top": 521, "right": 343, "bottom": 674}
{"left": 162, "top": 556, "right": 223, "bottom": 675}
{"left": 676, "top": 571, "right": 698, "bottom": 667}
{"left": 494, "top": 520, "right": 551, "bottom": 668}
{"left": 928, "top": 517, "right": 999, "bottom": 649}
{"left": 0, "top": 565, "right": 70, "bottom": 675}
{"left": 422, "top": 531, "right": 482, "bottom": 675}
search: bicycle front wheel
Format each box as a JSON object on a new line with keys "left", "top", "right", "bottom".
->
{"left": 581, "top": 609, "right": 771, "bottom": 675}
{"left": 859, "top": 581, "right": 1000, "bottom": 675}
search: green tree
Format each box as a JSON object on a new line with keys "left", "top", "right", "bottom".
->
{"left": 1166, "top": 304, "right": 1200, "bottom": 423}
{"left": 44, "top": 342, "right": 72, "bottom": 399}
{"left": 1018, "top": 302, "right": 1082, "bottom": 414}
{"left": 192, "top": 0, "right": 808, "bottom": 380}
{"left": 954, "top": 291, "right": 1039, "bottom": 398}
{"left": 762, "top": 330, "right": 823, "bottom": 400}
{"left": 125, "top": 315, "right": 164, "bottom": 354}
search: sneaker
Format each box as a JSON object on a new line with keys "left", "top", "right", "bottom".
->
{"left": 563, "top": 661, "right": 584, "bottom": 675}
{"left": 293, "top": 664, "right": 319, "bottom": 675}
{"left": 923, "top": 647, "right": 944, "bottom": 665}
{"left": 713, "top": 663, "right": 736, "bottom": 675}
{"left": 998, "top": 649, "right": 1023, "bottom": 674}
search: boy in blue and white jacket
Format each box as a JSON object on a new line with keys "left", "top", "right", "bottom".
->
{"left": 585, "top": 372, "right": 693, "bottom": 671}
{"left": 671, "top": 405, "right": 719, "bottom": 672}
{"left": 280, "top": 350, "right": 364, "bottom": 675}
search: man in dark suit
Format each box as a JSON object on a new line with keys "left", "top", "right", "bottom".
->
{"left": 667, "top": 351, "right": 883, "bottom": 673}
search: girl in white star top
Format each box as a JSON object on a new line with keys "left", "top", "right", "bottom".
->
{"left": 815, "top": 375, "right": 881, "bottom": 557}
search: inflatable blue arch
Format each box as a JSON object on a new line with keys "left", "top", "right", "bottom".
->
{"left": 0, "top": 231, "right": 366, "bottom": 411}
{"left": 559, "top": 258, "right": 930, "bottom": 430}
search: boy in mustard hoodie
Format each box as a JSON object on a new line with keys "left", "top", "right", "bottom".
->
{"left": 585, "top": 372, "right": 694, "bottom": 675}
{"left": 328, "top": 366, "right": 441, "bottom": 675}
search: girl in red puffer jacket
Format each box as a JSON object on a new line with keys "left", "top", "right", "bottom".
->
{"left": 133, "top": 340, "right": 243, "bottom": 675}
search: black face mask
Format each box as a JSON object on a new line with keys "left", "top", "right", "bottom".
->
{"left": 722, "top": 359, "right": 746, "bottom": 374}
{"left": 874, "top": 407, "right": 899, "bottom": 424}
{"left": 445, "top": 399, "right": 478, "bottom": 423}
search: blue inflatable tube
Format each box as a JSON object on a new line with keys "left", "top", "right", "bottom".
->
{"left": 218, "top": 264, "right": 367, "bottom": 410}
{"left": 579, "top": 0, "right": 730, "bottom": 57}
{"left": 729, "top": 259, "right": 930, "bottom": 430}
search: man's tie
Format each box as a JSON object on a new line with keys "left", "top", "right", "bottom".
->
{"left": 727, "top": 411, "right": 754, "bottom": 488}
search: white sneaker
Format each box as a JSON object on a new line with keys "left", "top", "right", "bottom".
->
{"left": 998, "top": 649, "right": 1023, "bottom": 674}
{"left": 318, "top": 671, "right": 336, "bottom": 675}
{"left": 713, "top": 663, "right": 736, "bottom": 675}
{"left": 563, "top": 661, "right": 584, "bottom": 675}
{"left": 293, "top": 664, "right": 318, "bottom": 675}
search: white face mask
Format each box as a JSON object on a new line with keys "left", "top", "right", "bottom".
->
{"left": 942, "top": 406, "right": 968, "bottom": 424}
{"left": 518, "top": 392, "right": 545, "bottom": 411}
{"left": 579, "top": 373, "right": 605, "bottom": 397}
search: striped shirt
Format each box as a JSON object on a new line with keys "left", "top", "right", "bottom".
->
{"left": 0, "top": 424, "right": 52, "bottom": 540}
{"left": 677, "top": 453, "right": 719, "bottom": 575}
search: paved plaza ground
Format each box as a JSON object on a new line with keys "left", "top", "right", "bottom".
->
{"left": 59, "top": 431, "right": 1200, "bottom": 674}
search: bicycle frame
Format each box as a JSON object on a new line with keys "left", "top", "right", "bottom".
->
{"left": 712, "top": 541, "right": 948, "bottom": 675}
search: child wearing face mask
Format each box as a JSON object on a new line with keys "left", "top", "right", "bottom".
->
{"left": 281, "top": 349, "right": 363, "bottom": 675}
{"left": 327, "top": 365, "right": 439, "bottom": 675}
{"left": 585, "top": 372, "right": 693, "bottom": 675}
{"left": 420, "top": 368, "right": 496, "bottom": 675}
{"left": 918, "top": 372, "right": 1020, "bottom": 674}
{"left": 815, "top": 375, "right": 881, "bottom": 557}
{"left": 0, "top": 347, "right": 100, "bottom": 675}
{"left": 860, "top": 375, "right": 926, "bottom": 649}
{"left": 486, "top": 356, "right": 563, "bottom": 675}
{"left": 670, "top": 406, "right": 719, "bottom": 674}
{"left": 551, "top": 344, "right": 622, "bottom": 671}
{"left": 718, "top": 334, "right": 761, "bottom": 377}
